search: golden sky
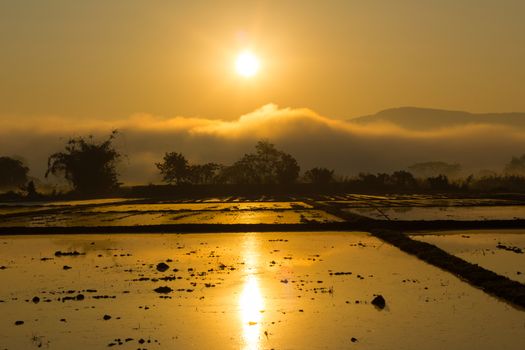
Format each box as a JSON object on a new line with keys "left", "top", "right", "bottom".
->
{"left": 1, "top": 0, "right": 524, "bottom": 121}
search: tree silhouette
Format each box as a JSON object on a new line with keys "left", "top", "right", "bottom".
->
{"left": 304, "top": 167, "right": 335, "bottom": 184}
{"left": 425, "top": 174, "right": 451, "bottom": 191}
{"left": 408, "top": 161, "right": 461, "bottom": 178}
{"left": 0, "top": 156, "right": 29, "bottom": 189}
{"left": 187, "top": 163, "right": 221, "bottom": 184}
{"left": 45, "top": 131, "right": 121, "bottom": 194}
{"left": 504, "top": 154, "right": 525, "bottom": 175}
{"left": 390, "top": 170, "right": 417, "bottom": 189}
{"left": 275, "top": 152, "right": 300, "bottom": 184}
{"left": 220, "top": 141, "right": 300, "bottom": 184}
{"left": 156, "top": 152, "right": 189, "bottom": 184}
{"left": 24, "top": 180, "right": 38, "bottom": 199}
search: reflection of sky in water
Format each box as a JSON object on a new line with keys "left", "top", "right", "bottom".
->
{"left": 1, "top": 233, "right": 525, "bottom": 349}
{"left": 412, "top": 231, "right": 525, "bottom": 284}
{"left": 0, "top": 209, "right": 342, "bottom": 226}
{"left": 239, "top": 234, "right": 264, "bottom": 350}
{"left": 349, "top": 206, "right": 525, "bottom": 221}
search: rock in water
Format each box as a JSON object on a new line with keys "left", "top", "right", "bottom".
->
{"left": 156, "top": 262, "right": 170, "bottom": 272}
{"left": 154, "top": 286, "right": 173, "bottom": 294}
{"left": 371, "top": 295, "right": 386, "bottom": 309}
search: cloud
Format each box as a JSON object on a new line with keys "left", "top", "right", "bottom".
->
{"left": 1, "top": 104, "right": 524, "bottom": 185}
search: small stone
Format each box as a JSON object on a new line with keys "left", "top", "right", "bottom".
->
{"left": 351, "top": 337, "right": 358, "bottom": 343}
{"left": 156, "top": 262, "right": 169, "bottom": 272}
{"left": 14, "top": 320, "right": 24, "bottom": 325}
{"left": 63, "top": 265, "right": 72, "bottom": 270}
{"left": 55, "top": 250, "right": 83, "bottom": 257}
{"left": 32, "top": 296, "right": 40, "bottom": 304}
{"left": 371, "top": 295, "right": 386, "bottom": 310}
{"left": 103, "top": 314, "right": 111, "bottom": 320}
{"left": 154, "top": 286, "right": 173, "bottom": 294}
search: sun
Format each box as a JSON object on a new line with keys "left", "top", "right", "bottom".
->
{"left": 235, "top": 51, "right": 260, "bottom": 78}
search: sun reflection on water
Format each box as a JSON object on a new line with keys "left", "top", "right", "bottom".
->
{"left": 239, "top": 234, "right": 264, "bottom": 350}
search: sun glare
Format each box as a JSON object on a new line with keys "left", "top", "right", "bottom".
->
{"left": 235, "top": 51, "right": 260, "bottom": 78}
{"left": 238, "top": 233, "right": 264, "bottom": 350}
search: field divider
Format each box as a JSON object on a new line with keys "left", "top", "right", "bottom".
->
{"left": 310, "top": 200, "right": 525, "bottom": 310}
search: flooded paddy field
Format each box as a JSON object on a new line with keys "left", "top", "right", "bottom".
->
{"left": 86, "top": 201, "right": 313, "bottom": 212}
{"left": 0, "top": 195, "right": 524, "bottom": 349}
{"left": 345, "top": 206, "right": 525, "bottom": 221}
{"left": 0, "top": 199, "right": 343, "bottom": 227}
{"left": 0, "top": 209, "right": 342, "bottom": 227}
{"left": 2, "top": 194, "right": 524, "bottom": 229}
{"left": 1, "top": 232, "right": 524, "bottom": 350}
{"left": 0, "top": 198, "right": 133, "bottom": 213}
{"left": 412, "top": 230, "right": 525, "bottom": 284}
{"left": 321, "top": 194, "right": 525, "bottom": 208}
{"left": 312, "top": 194, "right": 525, "bottom": 222}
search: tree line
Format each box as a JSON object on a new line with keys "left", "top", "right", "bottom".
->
{"left": 1, "top": 131, "right": 525, "bottom": 197}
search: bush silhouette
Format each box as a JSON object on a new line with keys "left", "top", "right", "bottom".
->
{"left": 0, "top": 156, "right": 29, "bottom": 189}
{"left": 219, "top": 141, "right": 300, "bottom": 184}
{"left": 304, "top": 167, "right": 335, "bottom": 184}
{"left": 504, "top": 154, "right": 525, "bottom": 175}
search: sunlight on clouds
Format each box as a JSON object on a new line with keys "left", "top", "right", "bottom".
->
{"left": 2, "top": 104, "right": 525, "bottom": 184}
{"left": 3, "top": 104, "right": 525, "bottom": 141}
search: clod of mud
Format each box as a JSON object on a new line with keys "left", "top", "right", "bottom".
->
{"left": 55, "top": 250, "right": 85, "bottom": 257}
{"left": 32, "top": 296, "right": 40, "bottom": 304}
{"left": 156, "top": 262, "right": 170, "bottom": 272}
{"left": 103, "top": 314, "right": 112, "bottom": 320}
{"left": 496, "top": 243, "right": 523, "bottom": 254}
{"left": 371, "top": 295, "right": 386, "bottom": 310}
{"left": 14, "top": 320, "right": 24, "bottom": 325}
{"left": 154, "top": 286, "right": 173, "bottom": 294}
{"left": 63, "top": 265, "right": 72, "bottom": 270}
{"left": 61, "top": 294, "right": 84, "bottom": 302}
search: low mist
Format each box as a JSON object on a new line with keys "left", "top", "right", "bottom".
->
{"left": 1, "top": 104, "right": 524, "bottom": 185}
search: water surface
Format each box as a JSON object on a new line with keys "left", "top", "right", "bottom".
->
{"left": 1, "top": 232, "right": 524, "bottom": 349}
{"left": 412, "top": 230, "right": 525, "bottom": 283}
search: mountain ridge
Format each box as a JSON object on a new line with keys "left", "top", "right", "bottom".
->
{"left": 349, "top": 107, "right": 525, "bottom": 130}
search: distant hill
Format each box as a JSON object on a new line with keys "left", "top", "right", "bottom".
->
{"left": 349, "top": 107, "right": 525, "bottom": 130}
